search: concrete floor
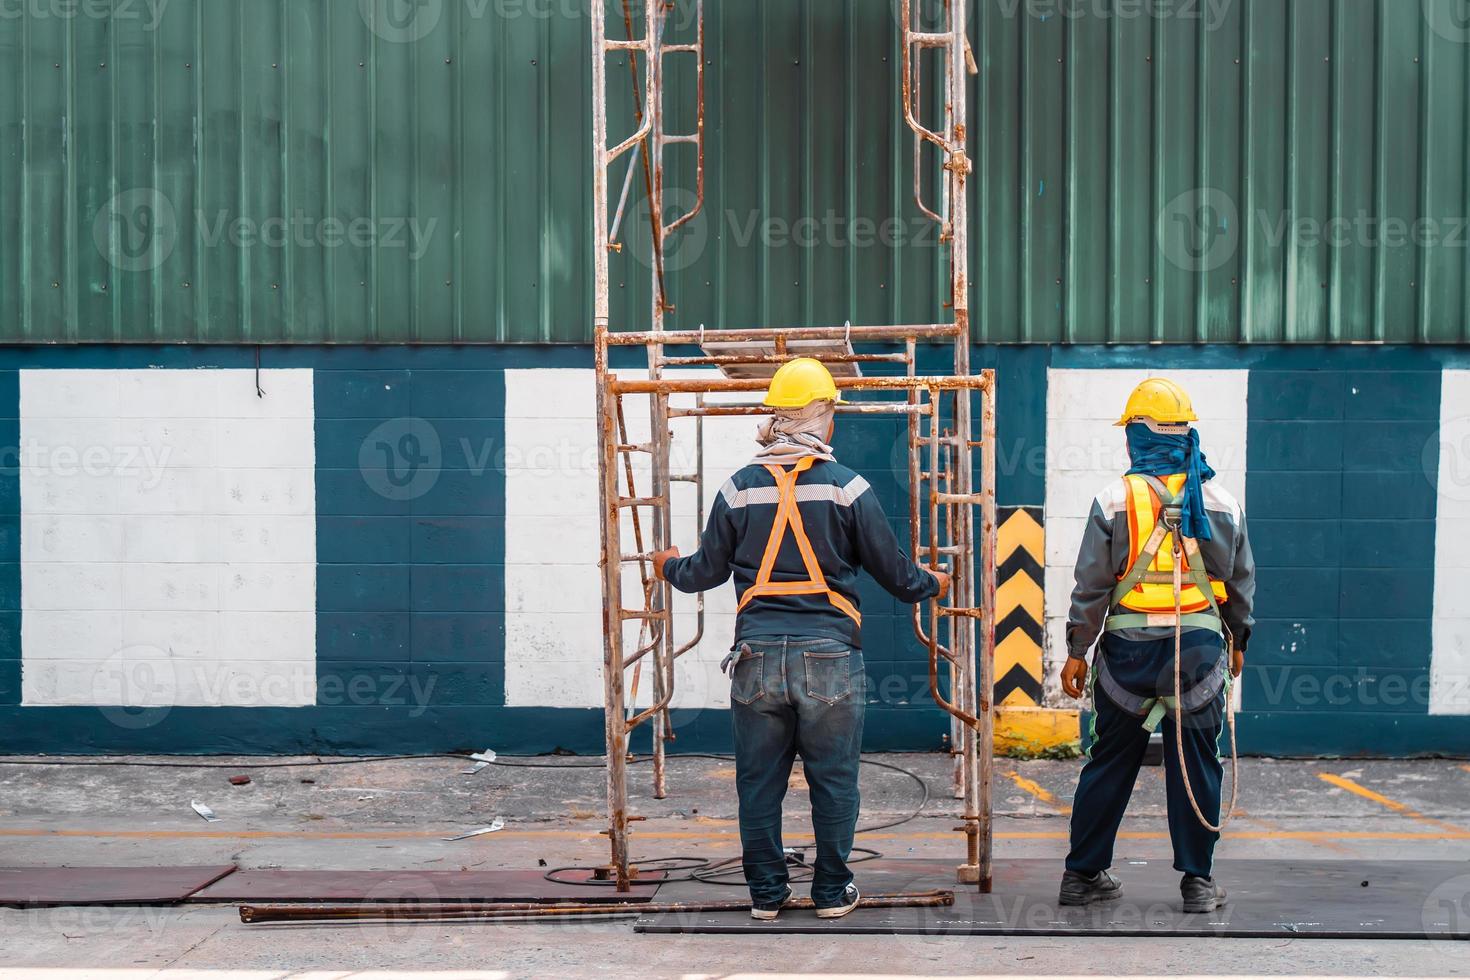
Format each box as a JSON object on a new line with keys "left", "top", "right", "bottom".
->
{"left": 1, "top": 753, "right": 1469, "bottom": 977}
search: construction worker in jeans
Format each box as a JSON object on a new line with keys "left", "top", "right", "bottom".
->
{"left": 1059, "top": 378, "right": 1256, "bottom": 914}
{"left": 654, "top": 358, "right": 949, "bottom": 921}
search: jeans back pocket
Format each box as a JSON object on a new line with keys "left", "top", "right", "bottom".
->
{"left": 730, "top": 647, "right": 765, "bottom": 705}
{"left": 803, "top": 645, "right": 853, "bottom": 704}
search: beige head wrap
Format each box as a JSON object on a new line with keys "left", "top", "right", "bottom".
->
{"left": 752, "top": 399, "right": 837, "bottom": 466}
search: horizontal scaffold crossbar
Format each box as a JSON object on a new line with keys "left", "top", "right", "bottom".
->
{"left": 608, "top": 373, "right": 992, "bottom": 396}
{"left": 601, "top": 323, "right": 964, "bottom": 346}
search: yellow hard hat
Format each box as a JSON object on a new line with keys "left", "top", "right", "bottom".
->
{"left": 764, "top": 357, "right": 841, "bottom": 409}
{"left": 1116, "top": 377, "right": 1198, "bottom": 426}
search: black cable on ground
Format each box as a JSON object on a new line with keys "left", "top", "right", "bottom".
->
{"left": 540, "top": 847, "right": 891, "bottom": 890}
{"left": 537, "top": 754, "right": 932, "bottom": 888}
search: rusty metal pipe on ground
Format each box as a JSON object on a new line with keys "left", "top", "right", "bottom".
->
{"left": 239, "top": 890, "right": 955, "bottom": 925}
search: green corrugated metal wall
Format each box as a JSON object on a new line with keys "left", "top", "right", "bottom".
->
{"left": 2, "top": 0, "right": 1468, "bottom": 344}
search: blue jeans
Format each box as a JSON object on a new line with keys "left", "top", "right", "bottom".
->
{"left": 729, "top": 636, "right": 865, "bottom": 906}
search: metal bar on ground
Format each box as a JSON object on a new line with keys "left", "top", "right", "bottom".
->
{"left": 239, "top": 890, "right": 956, "bottom": 924}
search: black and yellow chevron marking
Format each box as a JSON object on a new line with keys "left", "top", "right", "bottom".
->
{"left": 994, "top": 506, "right": 1044, "bottom": 707}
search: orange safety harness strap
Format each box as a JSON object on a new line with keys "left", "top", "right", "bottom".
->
{"left": 736, "top": 457, "right": 862, "bottom": 626}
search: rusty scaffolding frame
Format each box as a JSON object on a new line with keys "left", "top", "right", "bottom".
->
{"left": 590, "top": 0, "right": 995, "bottom": 893}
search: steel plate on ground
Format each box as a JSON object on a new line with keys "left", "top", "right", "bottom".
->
{"left": 635, "top": 859, "right": 1470, "bottom": 940}
{"left": 0, "top": 865, "right": 237, "bottom": 908}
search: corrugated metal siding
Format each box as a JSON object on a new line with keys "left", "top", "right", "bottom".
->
{"left": 1, "top": 0, "right": 1467, "bottom": 343}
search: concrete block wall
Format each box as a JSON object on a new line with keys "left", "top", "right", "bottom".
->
{"left": 1433, "top": 370, "right": 1470, "bottom": 715}
{"left": 1241, "top": 363, "right": 1469, "bottom": 743}
{"left": 19, "top": 369, "right": 317, "bottom": 710}
{"left": 0, "top": 344, "right": 1466, "bottom": 757}
{"left": 313, "top": 360, "right": 509, "bottom": 729}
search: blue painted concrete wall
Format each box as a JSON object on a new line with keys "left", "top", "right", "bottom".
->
{"left": 0, "top": 344, "right": 1466, "bottom": 757}
{"left": 1245, "top": 364, "right": 1443, "bottom": 754}
{"left": 315, "top": 365, "right": 508, "bottom": 719}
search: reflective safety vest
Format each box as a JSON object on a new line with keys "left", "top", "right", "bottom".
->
{"left": 736, "top": 456, "right": 862, "bottom": 625}
{"left": 1105, "top": 473, "right": 1227, "bottom": 635}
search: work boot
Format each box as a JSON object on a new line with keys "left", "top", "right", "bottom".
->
{"left": 1058, "top": 869, "right": 1123, "bottom": 906}
{"left": 750, "top": 885, "right": 793, "bottom": 921}
{"left": 1181, "top": 875, "right": 1228, "bottom": 913}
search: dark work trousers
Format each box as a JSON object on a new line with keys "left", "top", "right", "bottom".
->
{"left": 1067, "top": 629, "right": 1227, "bottom": 880}
{"left": 728, "top": 636, "right": 865, "bottom": 907}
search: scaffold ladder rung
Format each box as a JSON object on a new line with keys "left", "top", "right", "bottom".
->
{"left": 617, "top": 495, "right": 665, "bottom": 509}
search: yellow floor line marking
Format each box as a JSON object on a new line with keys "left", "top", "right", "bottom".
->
{"left": 1234, "top": 809, "right": 1350, "bottom": 855}
{"left": 1318, "top": 773, "right": 1468, "bottom": 835}
{"left": 1, "top": 828, "right": 1467, "bottom": 842}
{"left": 1003, "top": 770, "right": 1072, "bottom": 815}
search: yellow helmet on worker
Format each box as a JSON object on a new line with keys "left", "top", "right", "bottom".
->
{"left": 764, "top": 357, "right": 841, "bottom": 409}
{"left": 1116, "top": 377, "right": 1198, "bottom": 427}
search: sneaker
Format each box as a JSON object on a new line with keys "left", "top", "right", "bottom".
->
{"left": 815, "top": 883, "right": 861, "bottom": 919}
{"left": 1058, "top": 869, "right": 1123, "bottom": 906}
{"left": 1180, "top": 875, "right": 1227, "bottom": 913}
{"left": 750, "top": 885, "right": 793, "bottom": 921}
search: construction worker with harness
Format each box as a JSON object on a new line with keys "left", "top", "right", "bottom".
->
{"left": 654, "top": 358, "right": 948, "bottom": 921}
{"left": 1058, "top": 378, "right": 1256, "bottom": 914}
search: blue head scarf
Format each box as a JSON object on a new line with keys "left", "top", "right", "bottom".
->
{"left": 1125, "top": 423, "right": 1216, "bottom": 541}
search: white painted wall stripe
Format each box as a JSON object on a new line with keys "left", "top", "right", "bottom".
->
{"left": 1431, "top": 370, "right": 1470, "bottom": 715}
{"left": 1043, "top": 368, "right": 1249, "bottom": 704}
{"left": 19, "top": 369, "right": 317, "bottom": 708}
{"left": 503, "top": 368, "right": 748, "bottom": 709}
